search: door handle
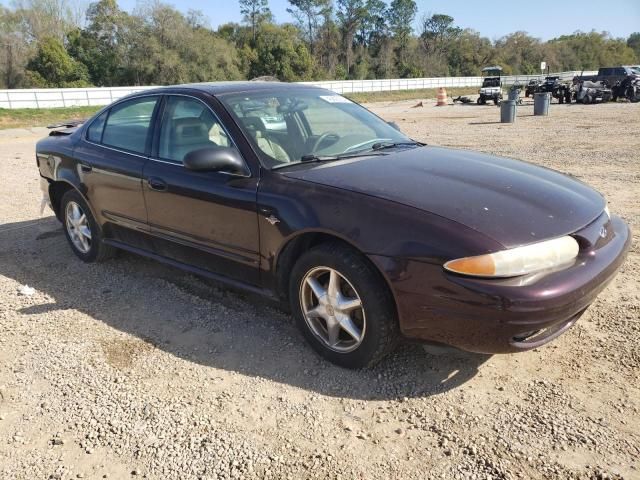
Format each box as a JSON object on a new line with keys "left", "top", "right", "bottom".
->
{"left": 80, "top": 163, "right": 92, "bottom": 173}
{"left": 148, "top": 177, "right": 168, "bottom": 191}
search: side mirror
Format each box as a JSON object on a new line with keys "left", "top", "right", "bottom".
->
{"left": 387, "top": 121, "right": 401, "bottom": 132}
{"left": 183, "top": 147, "right": 247, "bottom": 175}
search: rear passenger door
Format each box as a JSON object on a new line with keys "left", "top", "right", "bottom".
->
{"left": 75, "top": 95, "right": 159, "bottom": 237}
{"left": 142, "top": 95, "right": 260, "bottom": 285}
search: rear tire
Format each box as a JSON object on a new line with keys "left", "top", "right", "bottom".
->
{"left": 289, "top": 242, "right": 398, "bottom": 368}
{"left": 61, "top": 189, "right": 115, "bottom": 263}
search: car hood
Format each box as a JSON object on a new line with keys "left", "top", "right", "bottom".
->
{"left": 281, "top": 146, "right": 605, "bottom": 249}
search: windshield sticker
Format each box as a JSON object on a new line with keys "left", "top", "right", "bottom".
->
{"left": 319, "top": 95, "right": 352, "bottom": 104}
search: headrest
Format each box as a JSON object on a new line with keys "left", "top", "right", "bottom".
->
{"left": 240, "top": 116, "right": 266, "bottom": 132}
{"left": 171, "top": 117, "right": 209, "bottom": 145}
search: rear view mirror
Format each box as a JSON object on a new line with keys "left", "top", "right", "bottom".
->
{"left": 183, "top": 147, "right": 247, "bottom": 176}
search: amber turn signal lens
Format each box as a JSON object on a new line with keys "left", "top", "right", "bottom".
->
{"left": 444, "top": 256, "right": 495, "bottom": 276}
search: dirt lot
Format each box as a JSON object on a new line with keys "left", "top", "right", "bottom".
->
{"left": 0, "top": 99, "right": 638, "bottom": 480}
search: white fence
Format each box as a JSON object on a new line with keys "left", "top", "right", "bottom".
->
{"left": 0, "top": 71, "right": 597, "bottom": 109}
{"left": 0, "top": 86, "right": 156, "bottom": 109}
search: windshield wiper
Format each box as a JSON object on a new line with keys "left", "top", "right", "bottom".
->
{"left": 370, "top": 141, "right": 422, "bottom": 151}
{"left": 300, "top": 154, "right": 341, "bottom": 163}
{"left": 272, "top": 151, "right": 385, "bottom": 170}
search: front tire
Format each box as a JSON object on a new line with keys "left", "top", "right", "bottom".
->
{"left": 289, "top": 242, "right": 398, "bottom": 368}
{"left": 61, "top": 189, "right": 115, "bottom": 263}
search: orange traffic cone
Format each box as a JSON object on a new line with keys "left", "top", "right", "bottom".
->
{"left": 436, "top": 87, "right": 448, "bottom": 106}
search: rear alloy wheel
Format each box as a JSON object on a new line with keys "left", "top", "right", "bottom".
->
{"left": 290, "top": 243, "right": 398, "bottom": 368}
{"left": 65, "top": 201, "right": 92, "bottom": 254}
{"left": 61, "top": 189, "right": 115, "bottom": 262}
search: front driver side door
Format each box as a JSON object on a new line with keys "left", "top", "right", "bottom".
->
{"left": 142, "top": 95, "right": 260, "bottom": 286}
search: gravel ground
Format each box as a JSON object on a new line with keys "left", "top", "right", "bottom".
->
{"left": 0, "top": 99, "right": 638, "bottom": 480}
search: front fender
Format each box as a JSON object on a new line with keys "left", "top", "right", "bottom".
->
{"left": 257, "top": 171, "right": 504, "bottom": 291}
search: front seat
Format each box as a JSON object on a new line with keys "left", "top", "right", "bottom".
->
{"left": 162, "top": 117, "right": 216, "bottom": 162}
{"left": 240, "top": 117, "right": 290, "bottom": 163}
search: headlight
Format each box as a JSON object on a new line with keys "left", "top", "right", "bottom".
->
{"left": 444, "top": 236, "right": 580, "bottom": 278}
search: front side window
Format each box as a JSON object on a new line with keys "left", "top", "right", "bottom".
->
{"left": 101, "top": 96, "right": 158, "bottom": 154}
{"left": 158, "top": 96, "right": 234, "bottom": 163}
{"left": 220, "top": 90, "right": 411, "bottom": 168}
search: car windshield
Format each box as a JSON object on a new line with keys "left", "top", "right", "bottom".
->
{"left": 219, "top": 90, "right": 414, "bottom": 169}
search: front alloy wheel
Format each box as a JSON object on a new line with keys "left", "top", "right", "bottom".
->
{"left": 300, "top": 266, "right": 366, "bottom": 353}
{"left": 290, "top": 242, "right": 398, "bottom": 368}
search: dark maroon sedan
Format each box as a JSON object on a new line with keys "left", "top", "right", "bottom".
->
{"left": 36, "top": 83, "right": 631, "bottom": 368}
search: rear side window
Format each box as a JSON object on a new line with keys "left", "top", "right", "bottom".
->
{"left": 101, "top": 96, "right": 158, "bottom": 154}
{"left": 87, "top": 111, "right": 108, "bottom": 143}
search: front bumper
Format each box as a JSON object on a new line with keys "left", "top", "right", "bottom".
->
{"left": 372, "top": 214, "right": 631, "bottom": 354}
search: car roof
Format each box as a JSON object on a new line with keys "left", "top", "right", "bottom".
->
{"left": 133, "top": 81, "right": 328, "bottom": 97}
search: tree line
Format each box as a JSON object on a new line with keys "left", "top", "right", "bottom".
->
{"left": 1, "top": 0, "right": 639, "bottom": 89}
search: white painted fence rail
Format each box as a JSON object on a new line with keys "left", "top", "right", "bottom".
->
{"left": 0, "top": 71, "right": 596, "bottom": 109}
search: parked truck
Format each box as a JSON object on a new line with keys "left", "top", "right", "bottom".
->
{"left": 573, "top": 66, "right": 639, "bottom": 87}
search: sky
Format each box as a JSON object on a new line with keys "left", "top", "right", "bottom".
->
{"left": 113, "top": 0, "right": 640, "bottom": 40}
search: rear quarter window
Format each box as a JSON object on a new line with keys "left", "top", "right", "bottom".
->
{"left": 86, "top": 111, "right": 108, "bottom": 143}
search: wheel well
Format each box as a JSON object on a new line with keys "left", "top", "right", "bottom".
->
{"left": 275, "top": 232, "right": 397, "bottom": 311}
{"left": 48, "top": 181, "right": 74, "bottom": 221}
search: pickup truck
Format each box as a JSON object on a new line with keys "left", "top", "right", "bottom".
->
{"left": 574, "top": 66, "right": 640, "bottom": 86}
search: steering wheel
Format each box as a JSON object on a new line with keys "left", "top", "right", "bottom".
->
{"left": 311, "top": 131, "right": 340, "bottom": 153}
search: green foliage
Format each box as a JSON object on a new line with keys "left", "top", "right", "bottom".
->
{"left": 447, "top": 29, "right": 494, "bottom": 76}
{"left": 286, "top": 0, "right": 332, "bottom": 49}
{"left": 493, "top": 31, "right": 546, "bottom": 75}
{"left": 336, "top": 0, "right": 366, "bottom": 75}
{"left": 25, "top": 37, "right": 91, "bottom": 87}
{"left": 546, "top": 31, "right": 637, "bottom": 71}
{"left": 628, "top": 32, "right": 640, "bottom": 61}
{"left": 239, "top": 0, "right": 272, "bottom": 42}
{"left": 0, "top": 6, "right": 32, "bottom": 88}
{"left": 388, "top": 0, "right": 417, "bottom": 61}
{"left": 247, "top": 23, "right": 314, "bottom": 81}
